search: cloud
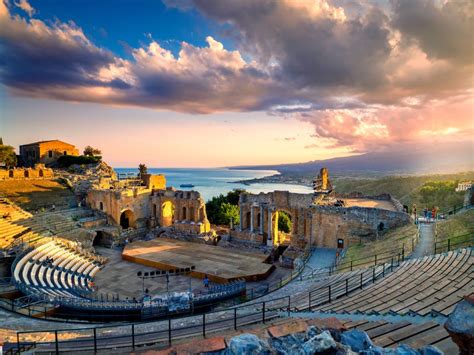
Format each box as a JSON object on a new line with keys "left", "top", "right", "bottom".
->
{"left": 0, "top": 0, "right": 473, "bottom": 151}
{"left": 297, "top": 94, "right": 474, "bottom": 151}
{"left": 14, "top": 0, "right": 34, "bottom": 16}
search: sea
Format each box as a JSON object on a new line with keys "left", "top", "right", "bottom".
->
{"left": 114, "top": 168, "right": 312, "bottom": 202}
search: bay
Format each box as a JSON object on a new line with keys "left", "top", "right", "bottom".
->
{"left": 114, "top": 168, "right": 312, "bottom": 202}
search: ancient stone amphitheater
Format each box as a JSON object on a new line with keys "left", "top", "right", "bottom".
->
{"left": 0, "top": 198, "right": 472, "bottom": 354}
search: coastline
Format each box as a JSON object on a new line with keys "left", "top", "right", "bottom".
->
{"left": 232, "top": 173, "right": 313, "bottom": 187}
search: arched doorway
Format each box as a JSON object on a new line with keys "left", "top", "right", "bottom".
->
{"left": 182, "top": 206, "right": 187, "bottom": 220}
{"left": 271, "top": 210, "right": 293, "bottom": 246}
{"left": 189, "top": 207, "right": 195, "bottom": 222}
{"left": 120, "top": 209, "right": 136, "bottom": 229}
{"left": 93, "top": 231, "right": 104, "bottom": 246}
{"left": 39, "top": 169, "right": 44, "bottom": 177}
{"left": 161, "top": 201, "right": 175, "bottom": 227}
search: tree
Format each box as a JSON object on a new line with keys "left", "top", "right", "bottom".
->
{"left": 205, "top": 189, "right": 246, "bottom": 226}
{"left": 83, "top": 146, "right": 102, "bottom": 157}
{"left": 0, "top": 144, "right": 17, "bottom": 168}
{"left": 138, "top": 163, "right": 148, "bottom": 177}
{"left": 278, "top": 211, "right": 292, "bottom": 233}
{"left": 218, "top": 202, "right": 240, "bottom": 226}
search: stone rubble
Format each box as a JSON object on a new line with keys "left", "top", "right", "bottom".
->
{"left": 221, "top": 325, "right": 444, "bottom": 355}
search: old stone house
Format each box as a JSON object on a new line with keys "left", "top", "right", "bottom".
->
{"left": 19, "top": 140, "right": 79, "bottom": 167}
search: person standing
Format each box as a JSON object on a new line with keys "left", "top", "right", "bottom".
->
{"left": 203, "top": 275, "right": 209, "bottom": 288}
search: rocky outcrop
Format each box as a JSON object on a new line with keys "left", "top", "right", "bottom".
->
{"left": 57, "top": 161, "right": 117, "bottom": 198}
{"left": 223, "top": 325, "right": 444, "bottom": 354}
{"left": 445, "top": 295, "right": 474, "bottom": 355}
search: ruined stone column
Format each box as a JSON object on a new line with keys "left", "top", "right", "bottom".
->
{"left": 239, "top": 207, "right": 243, "bottom": 231}
{"left": 250, "top": 206, "right": 254, "bottom": 233}
{"left": 267, "top": 209, "right": 273, "bottom": 246}
{"left": 259, "top": 205, "right": 264, "bottom": 234}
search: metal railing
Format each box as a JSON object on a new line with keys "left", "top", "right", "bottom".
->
{"left": 10, "top": 244, "right": 473, "bottom": 353}
{"left": 434, "top": 234, "right": 474, "bottom": 254}
{"left": 11, "top": 260, "right": 398, "bottom": 353}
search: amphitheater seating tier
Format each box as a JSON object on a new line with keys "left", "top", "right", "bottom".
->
{"left": 12, "top": 240, "right": 103, "bottom": 300}
{"left": 312, "top": 248, "right": 473, "bottom": 317}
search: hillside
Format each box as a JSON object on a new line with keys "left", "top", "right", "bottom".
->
{"left": 436, "top": 209, "right": 474, "bottom": 247}
{"left": 231, "top": 141, "right": 473, "bottom": 176}
{"left": 333, "top": 172, "right": 473, "bottom": 211}
{"left": 0, "top": 178, "right": 76, "bottom": 211}
{"left": 339, "top": 223, "right": 419, "bottom": 271}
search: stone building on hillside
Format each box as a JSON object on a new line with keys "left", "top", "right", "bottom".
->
{"left": 19, "top": 140, "right": 79, "bottom": 167}
{"left": 86, "top": 173, "right": 211, "bottom": 235}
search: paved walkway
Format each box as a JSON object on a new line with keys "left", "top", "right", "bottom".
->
{"left": 410, "top": 222, "right": 435, "bottom": 258}
{"left": 304, "top": 248, "right": 337, "bottom": 273}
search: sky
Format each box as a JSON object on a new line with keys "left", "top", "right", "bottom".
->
{"left": 0, "top": 0, "right": 473, "bottom": 167}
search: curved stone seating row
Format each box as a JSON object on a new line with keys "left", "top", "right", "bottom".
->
{"left": 314, "top": 248, "right": 473, "bottom": 317}
{"left": 265, "top": 262, "right": 395, "bottom": 313}
{"left": 13, "top": 240, "right": 103, "bottom": 300}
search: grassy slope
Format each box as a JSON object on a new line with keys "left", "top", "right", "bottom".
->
{"left": 436, "top": 209, "right": 474, "bottom": 246}
{"left": 340, "top": 223, "right": 418, "bottom": 270}
{"left": 0, "top": 179, "right": 76, "bottom": 211}
{"left": 333, "top": 171, "right": 474, "bottom": 211}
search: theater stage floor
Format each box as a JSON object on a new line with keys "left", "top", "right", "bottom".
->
{"left": 122, "top": 238, "right": 274, "bottom": 283}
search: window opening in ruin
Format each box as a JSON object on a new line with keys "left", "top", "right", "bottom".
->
{"left": 48, "top": 150, "right": 53, "bottom": 158}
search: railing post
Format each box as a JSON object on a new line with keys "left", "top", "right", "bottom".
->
{"left": 360, "top": 273, "right": 363, "bottom": 289}
{"left": 234, "top": 308, "right": 237, "bottom": 330}
{"left": 55, "top": 330, "right": 59, "bottom": 354}
{"left": 262, "top": 302, "right": 266, "bottom": 323}
{"left": 168, "top": 318, "right": 172, "bottom": 345}
{"left": 132, "top": 324, "right": 135, "bottom": 349}
{"left": 434, "top": 242, "right": 437, "bottom": 254}
{"left": 374, "top": 254, "right": 377, "bottom": 266}
{"left": 391, "top": 257, "right": 393, "bottom": 271}
{"left": 203, "top": 313, "right": 206, "bottom": 338}
{"left": 93, "top": 328, "right": 97, "bottom": 353}
{"left": 382, "top": 263, "right": 385, "bottom": 277}
{"left": 345, "top": 279, "right": 348, "bottom": 296}
{"left": 328, "top": 285, "right": 331, "bottom": 303}
{"left": 372, "top": 267, "right": 375, "bottom": 283}
{"left": 402, "top": 246, "right": 405, "bottom": 261}
{"left": 17, "top": 332, "right": 20, "bottom": 353}
{"left": 350, "top": 260, "right": 353, "bottom": 271}
{"left": 448, "top": 239, "right": 451, "bottom": 252}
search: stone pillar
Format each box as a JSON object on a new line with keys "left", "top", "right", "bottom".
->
{"left": 267, "top": 209, "right": 273, "bottom": 246}
{"left": 239, "top": 207, "right": 243, "bottom": 231}
{"left": 250, "top": 206, "right": 254, "bottom": 233}
{"left": 259, "top": 205, "right": 264, "bottom": 234}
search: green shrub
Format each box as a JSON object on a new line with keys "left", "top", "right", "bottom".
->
{"left": 57, "top": 155, "right": 102, "bottom": 167}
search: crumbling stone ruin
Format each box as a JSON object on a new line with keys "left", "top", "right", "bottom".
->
{"left": 86, "top": 172, "right": 211, "bottom": 244}
{"left": 0, "top": 164, "right": 54, "bottom": 180}
{"left": 230, "top": 168, "right": 410, "bottom": 267}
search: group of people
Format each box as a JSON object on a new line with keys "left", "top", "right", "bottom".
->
{"left": 413, "top": 206, "right": 438, "bottom": 223}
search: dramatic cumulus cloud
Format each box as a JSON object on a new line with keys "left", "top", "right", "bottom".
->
{"left": 0, "top": 0, "right": 473, "bottom": 150}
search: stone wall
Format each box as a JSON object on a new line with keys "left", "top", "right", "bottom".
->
{"left": 233, "top": 190, "right": 410, "bottom": 250}
{"left": 0, "top": 165, "right": 54, "bottom": 180}
{"left": 310, "top": 205, "right": 411, "bottom": 248}
{"left": 86, "top": 177, "right": 211, "bottom": 234}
